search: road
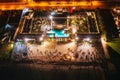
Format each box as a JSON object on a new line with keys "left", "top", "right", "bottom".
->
{"left": 0, "top": 1, "right": 120, "bottom": 10}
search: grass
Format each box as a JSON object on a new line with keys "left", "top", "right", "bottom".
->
{"left": 107, "top": 38, "right": 120, "bottom": 54}
{"left": 0, "top": 42, "right": 13, "bottom": 61}
{"left": 105, "top": 38, "right": 120, "bottom": 80}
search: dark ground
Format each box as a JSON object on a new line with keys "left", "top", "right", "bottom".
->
{"left": 105, "top": 46, "right": 120, "bottom": 80}
{"left": 0, "top": 62, "right": 105, "bottom": 80}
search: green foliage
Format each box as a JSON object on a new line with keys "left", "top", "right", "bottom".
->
{"left": 0, "top": 27, "right": 4, "bottom": 34}
{"left": 96, "top": 10, "right": 106, "bottom": 34}
{"left": 0, "top": 42, "right": 13, "bottom": 61}
{"left": 96, "top": 9, "right": 113, "bottom": 42}
{"left": 97, "top": 9, "right": 119, "bottom": 42}
{"left": 107, "top": 38, "right": 120, "bottom": 54}
{"left": 31, "top": 18, "right": 50, "bottom": 34}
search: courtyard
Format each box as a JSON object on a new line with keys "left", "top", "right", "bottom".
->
{"left": 11, "top": 8, "right": 101, "bottom": 63}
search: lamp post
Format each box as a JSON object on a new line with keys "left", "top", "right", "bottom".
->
{"left": 49, "top": 15, "right": 53, "bottom": 27}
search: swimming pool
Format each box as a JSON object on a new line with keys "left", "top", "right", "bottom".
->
{"left": 47, "top": 29, "right": 69, "bottom": 38}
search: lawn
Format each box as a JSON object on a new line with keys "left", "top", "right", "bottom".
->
{"left": 107, "top": 38, "right": 120, "bottom": 54}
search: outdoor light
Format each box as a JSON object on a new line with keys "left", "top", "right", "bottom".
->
{"left": 24, "top": 38, "right": 29, "bottom": 42}
{"left": 43, "top": 41, "right": 49, "bottom": 46}
{"left": 51, "top": 12, "right": 56, "bottom": 15}
{"left": 67, "top": 16, "right": 70, "bottom": 18}
{"left": 66, "top": 55, "right": 71, "bottom": 60}
{"left": 49, "top": 15, "right": 53, "bottom": 19}
{"left": 39, "top": 37, "right": 43, "bottom": 41}
{"left": 21, "top": 8, "right": 29, "bottom": 17}
{"left": 10, "top": 43, "right": 14, "bottom": 48}
{"left": 42, "top": 34, "right": 44, "bottom": 37}
{"left": 72, "top": 6, "right": 76, "bottom": 10}
{"left": 84, "top": 37, "right": 91, "bottom": 42}
{"left": 75, "top": 37, "right": 79, "bottom": 41}
{"left": 5, "top": 24, "right": 12, "bottom": 29}
{"left": 72, "top": 28, "right": 76, "bottom": 34}
{"left": 24, "top": 38, "right": 35, "bottom": 42}
{"left": 30, "top": 13, "right": 34, "bottom": 18}
{"left": 86, "top": 12, "right": 91, "bottom": 16}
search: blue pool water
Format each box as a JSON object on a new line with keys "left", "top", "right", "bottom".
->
{"left": 47, "top": 29, "right": 69, "bottom": 38}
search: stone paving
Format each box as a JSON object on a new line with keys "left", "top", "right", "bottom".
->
{"left": 11, "top": 40, "right": 105, "bottom": 64}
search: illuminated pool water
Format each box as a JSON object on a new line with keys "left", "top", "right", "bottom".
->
{"left": 47, "top": 29, "right": 69, "bottom": 38}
